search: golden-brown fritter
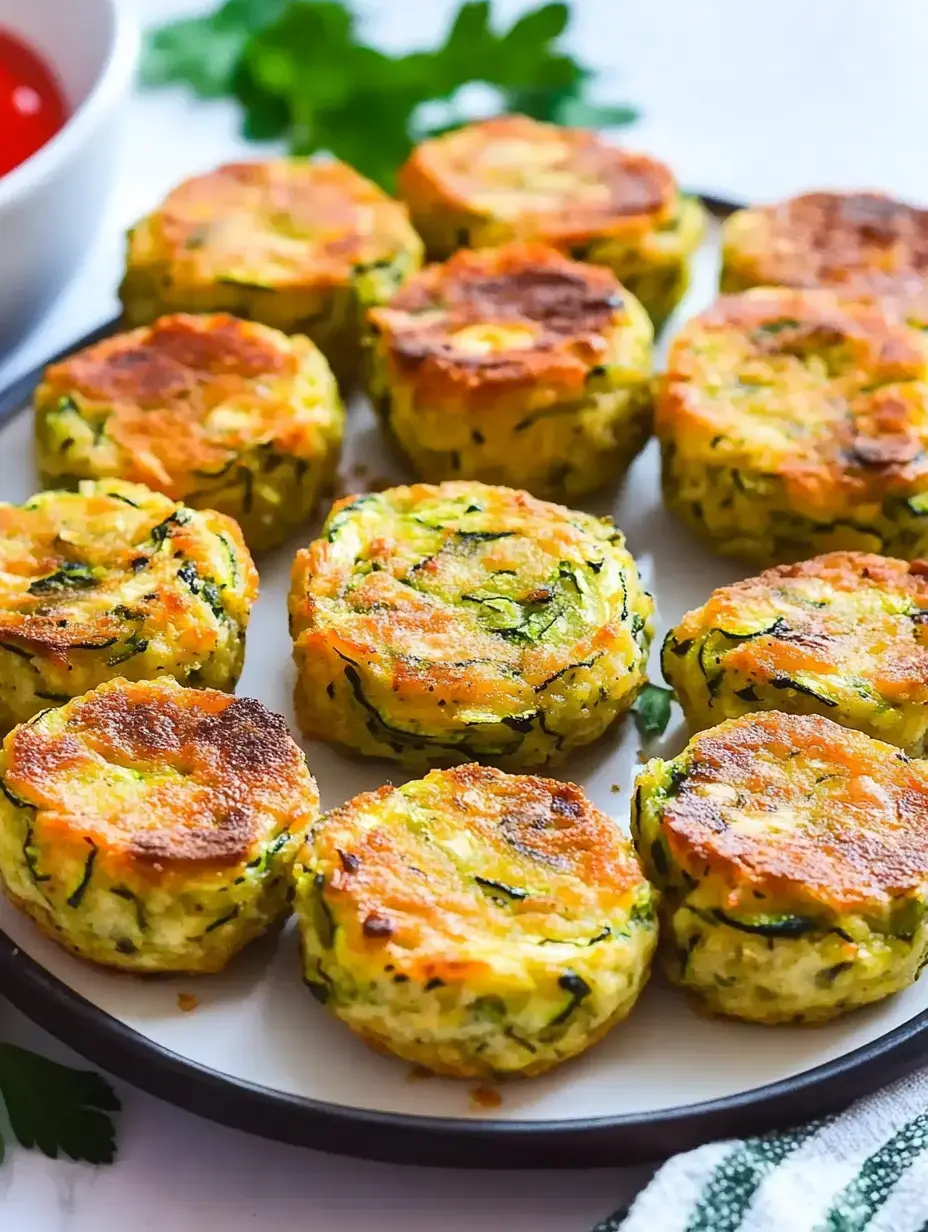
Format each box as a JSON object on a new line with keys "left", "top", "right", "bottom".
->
{"left": 119, "top": 159, "right": 423, "bottom": 384}
{"left": 0, "top": 677, "right": 319, "bottom": 972}
{"left": 288, "top": 480, "right": 653, "bottom": 768}
{"left": 663, "top": 551, "right": 928, "bottom": 753}
{"left": 0, "top": 480, "right": 257, "bottom": 732}
{"left": 721, "top": 191, "right": 928, "bottom": 295}
{"left": 633, "top": 711, "right": 928, "bottom": 1022}
{"left": 397, "top": 115, "right": 705, "bottom": 329}
{"left": 656, "top": 286, "right": 928, "bottom": 565}
{"left": 366, "top": 242, "right": 653, "bottom": 499}
{"left": 294, "top": 763, "right": 657, "bottom": 1076}
{"left": 35, "top": 313, "right": 343, "bottom": 552}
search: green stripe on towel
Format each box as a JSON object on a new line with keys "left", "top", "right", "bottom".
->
{"left": 683, "top": 1123, "right": 822, "bottom": 1232}
{"left": 815, "top": 1113, "right": 928, "bottom": 1232}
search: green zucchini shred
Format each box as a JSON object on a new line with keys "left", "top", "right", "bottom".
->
{"left": 311, "top": 873, "right": 337, "bottom": 948}
{"left": 475, "top": 877, "right": 530, "bottom": 902}
{"left": 712, "top": 909, "right": 818, "bottom": 938}
{"left": 0, "top": 777, "right": 33, "bottom": 812}
{"left": 202, "top": 906, "right": 240, "bottom": 935}
{"left": 28, "top": 561, "right": 96, "bottom": 595}
{"left": 66, "top": 843, "right": 98, "bottom": 909}
{"left": 106, "top": 634, "right": 150, "bottom": 666}
{"left": 547, "top": 971, "right": 592, "bottom": 1026}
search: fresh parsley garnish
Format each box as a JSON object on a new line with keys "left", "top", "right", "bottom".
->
{"left": 0, "top": 1044, "right": 120, "bottom": 1164}
{"left": 632, "top": 683, "right": 675, "bottom": 738}
{"left": 141, "top": 1, "right": 637, "bottom": 191}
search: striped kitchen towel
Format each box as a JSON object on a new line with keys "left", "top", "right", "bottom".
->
{"left": 593, "top": 1067, "right": 928, "bottom": 1232}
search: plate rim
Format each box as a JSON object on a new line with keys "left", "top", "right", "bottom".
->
{"left": 3, "top": 311, "right": 928, "bottom": 1169}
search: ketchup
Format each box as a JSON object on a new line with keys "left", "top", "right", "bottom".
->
{"left": 0, "top": 29, "right": 66, "bottom": 178}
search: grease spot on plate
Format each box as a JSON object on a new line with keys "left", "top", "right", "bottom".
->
{"left": 470, "top": 1085, "right": 503, "bottom": 1110}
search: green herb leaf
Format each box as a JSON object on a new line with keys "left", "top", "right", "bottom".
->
{"left": 141, "top": 0, "right": 639, "bottom": 191}
{"left": 555, "top": 98, "right": 639, "bottom": 128}
{"left": 140, "top": 0, "right": 290, "bottom": 96}
{"left": 0, "top": 1045, "right": 120, "bottom": 1164}
{"left": 632, "top": 683, "right": 675, "bottom": 738}
{"left": 231, "top": 61, "right": 291, "bottom": 141}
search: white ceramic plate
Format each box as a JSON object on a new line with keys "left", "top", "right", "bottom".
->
{"left": 2, "top": 227, "right": 928, "bottom": 1167}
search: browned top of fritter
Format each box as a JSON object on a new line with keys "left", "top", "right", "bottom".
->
{"left": 657, "top": 287, "right": 928, "bottom": 511}
{"left": 728, "top": 192, "right": 928, "bottom": 292}
{"left": 0, "top": 484, "right": 255, "bottom": 666}
{"left": 660, "top": 711, "right": 928, "bottom": 911}
{"left": 398, "top": 115, "right": 677, "bottom": 244}
{"left": 368, "top": 243, "right": 630, "bottom": 395}
{"left": 139, "top": 158, "right": 419, "bottom": 288}
{"left": 671, "top": 552, "right": 928, "bottom": 704}
{"left": 311, "top": 764, "right": 646, "bottom": 973}
{"left": 37, "top": 314, "right": 327, "bottom": 494}
{"left": 3, "top": 679, "right": 317, "bottom": 874}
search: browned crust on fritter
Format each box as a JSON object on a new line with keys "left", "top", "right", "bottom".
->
{"left": 314, "top": 764, "right": 645, "bottom": 985}
{"left": 0, "top": 488, "right": 253, "bottom": 664}
{"left": 368, "top": 243, "right": 627, "bottom": 394}
{"left": 36, "top": 314, "right": 320, "bottom": 492}
{"left": 321, "top": 762, "right": 642, "bottom": 902}
{"left": 658, "top": 288, "right": 928, "bottom": 502}
{"left": 675, "top": 550, "right": 928, "bottom": 634}
{"left": 734, "top": 192, "right": 928, "bottom": 291}
{"left": 0, "top": 612, "right": 127, "bottom": 662}
{"left": 290, "top": 482, "right": 622, "bottom": 700}
{"left": 444, "top": 763, "right": 642, "bottom": 887}
{"left": 46, "top": 314, "right": 290, "bottom": 402}
{"left": 672, "top": 552, "right": 928, "bottom": 702}
{"left": 661, "top": 712, "right": 928, "bottom": 910}
{"left": 397, "top": 115, "right": 676, "bottom": 244}
{"left": 4, "top": 681, "right": 311, "bottom": 870}
{"left": 149, "top": 159, "right": 415, "bottom": 287}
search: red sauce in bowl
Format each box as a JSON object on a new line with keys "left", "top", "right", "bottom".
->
{"left": 0, "top": 29, "right": 67, "bottom": 178}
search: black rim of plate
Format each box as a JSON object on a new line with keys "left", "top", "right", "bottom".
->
{"left": 3, "top": 306, "right": 928, "bottom": 1170}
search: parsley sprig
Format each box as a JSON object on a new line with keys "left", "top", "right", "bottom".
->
{"left": 142, "top": 0, "right": 638, "bottom": 191}
{"left": 0, "top": 1044, "right": 119, "bottom": 1165}
{"left": 632, "top": 683, "right": 675, "bottom": 739}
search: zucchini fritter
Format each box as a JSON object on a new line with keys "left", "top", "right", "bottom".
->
{"left": 0, "top": 677, "right": 319, "bottom": 972}
{"left": 35, "top": 314, "right": 344, "bottom": 553}
{"left": 663, "top": 552, "right": 928, "bottom": 754}
{"left": 366, "top": 243, "right": 653, "bottom": 500}
{"left": 633, "top": 711, "right": 928, "bottom": 1023}
{"left": 721, "top": 191, "right": 928, "bottom": 295}
{"left": 656, "top": 287, "right": 928, "bottom": 565}
{"left": 294, "top": 763, "right": 657, "bottom": 1077}
{"left": 119, "top": 159, "right": 423, "bottom": 384}
{"left": 397, "top": 115, "right": 705, "bottom": 329}
{"left": 0, "top": 481, "right": 257, "bottom": 733}
{"left": 288, "top": 481, "right": 653, "bottom": 768}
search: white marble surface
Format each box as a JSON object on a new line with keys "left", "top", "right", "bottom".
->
{"left": 2, "top": 0, "right": 928, "bottom": 1227}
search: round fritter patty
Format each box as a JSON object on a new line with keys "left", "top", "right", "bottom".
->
{"left": 288, "top": 481, "right": 653, "bottom": 769}
{"left": 0, "top": 481, "right": 257, "bottom": 733}
{"left": 663, "top": 552, "right": 928, "bottom": 754}
{"left": 366, "top": 243, "right": 653, "bottom": 500}
{"left": 397, "top": 115, "right": 705, "bottom": 329}
{"left": 0, "top": 677, "right": 319, "bottom": 972}
{"left": 656, "top": 286, "right": 928, "bottom": 565}
{"left": 118, "top": 159, "right": 423, "bottom": 384}
{"left": 35, "top": 314, "right": 344, "bottom": 553}
{"left": 632, "top": 711, "right": 928, "bottom": 1023}
{"left": 293, "top": 763, "right": 657, "bottom": 1077}
{"left": 721, "top": 191, "right": 928, "bottom": 295}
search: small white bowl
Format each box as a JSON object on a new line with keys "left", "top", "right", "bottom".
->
{"left": 0, "top": 0, "right": 137, "bottom": 354}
